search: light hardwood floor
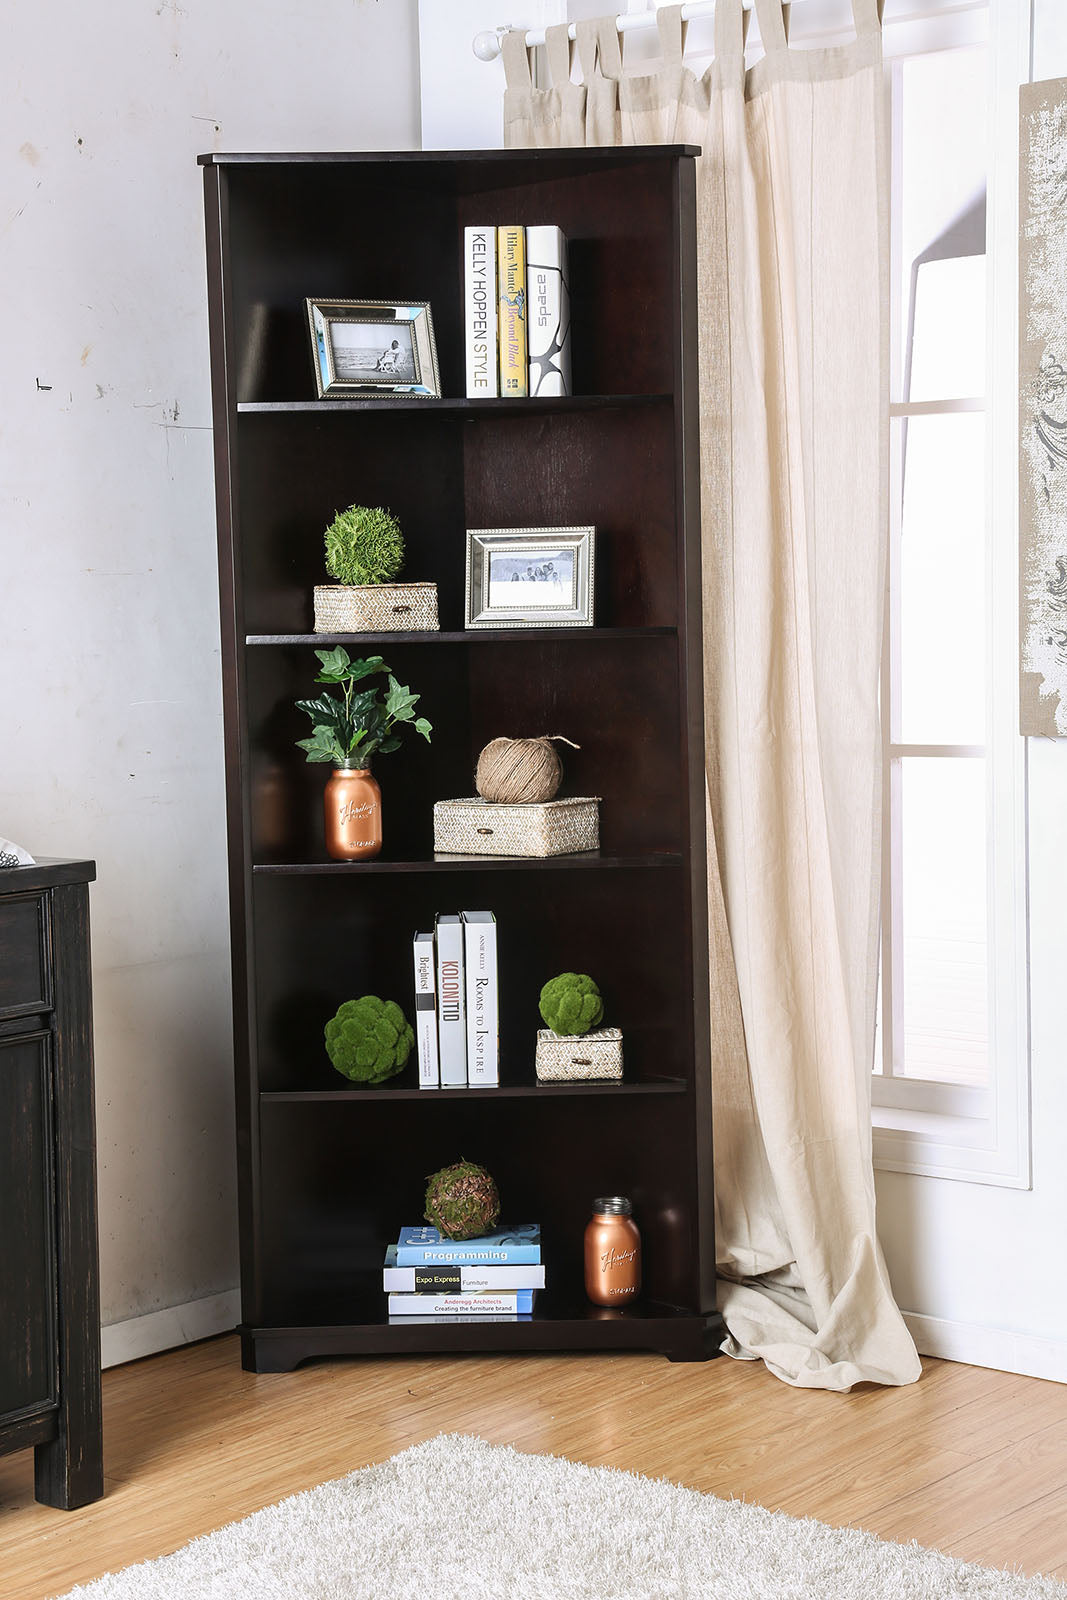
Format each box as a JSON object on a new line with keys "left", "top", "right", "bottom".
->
{"left": 2, "top": 1336, "right": 1067, "bottom": 1598}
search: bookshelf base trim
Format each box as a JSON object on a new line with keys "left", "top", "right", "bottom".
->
{"left": 239, "top": 1310, "right": 725, "bottom": 1371}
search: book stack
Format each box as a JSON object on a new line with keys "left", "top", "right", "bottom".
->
{"left": 463, "top": 225, "right": 571, "bottom": 399}
{"left": 413, "top": 911, "right": 498, "bottom": 1089}
{"left": 384, "top": 1224, "right": 543, "bottom": 1321}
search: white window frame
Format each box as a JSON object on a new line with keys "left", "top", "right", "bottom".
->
{"left": 872, "top": 0, "right": 1032, "bottom": 1188}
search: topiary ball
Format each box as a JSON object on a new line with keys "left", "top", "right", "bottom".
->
{"left": 324, "top": 996, "right": 413, "bottom": 1085}
{"left": 539, "top": 972, "right": 604, "bottom": 1037}
{"left": 424, "top": 1159, "right": 501, "bottom": 1240}
{"left": 324, "top": 504, "right": 405, "bottom": 587}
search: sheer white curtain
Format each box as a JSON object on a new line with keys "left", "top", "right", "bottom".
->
{"left": 503, "top": 0, "right": 920, "bottom": 1389}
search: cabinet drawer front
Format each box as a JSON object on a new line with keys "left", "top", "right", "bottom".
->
{"left": 0, "top": 894, "right": 51, "bottom": 1017}
{"left": 0, "top": 1032, "right": 58, "bottom": 1417}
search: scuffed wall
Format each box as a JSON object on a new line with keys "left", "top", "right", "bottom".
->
{"left": 0, "top": 0, "right": 420, "bottom": 1340}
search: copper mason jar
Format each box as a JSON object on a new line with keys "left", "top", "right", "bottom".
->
{"left": 323, "top": 763, "right": 382, "bottom": 861}
{"left": 584, "top": 1196, "right": 641, "bottom": 1306}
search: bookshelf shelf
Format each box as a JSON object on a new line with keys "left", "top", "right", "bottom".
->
{"left": 203, "top": 144, "right": 721, "bottom": 1373}
{"left": 246, "top": 627, "right": 677, "bottom": 647}
{"left": 237, "top": 394, "right": 671, "bottom": 415}
{"left": 261, "top": 1077, "right": 687, "bottom": 1103}
{"left": 252, "top": 852, "right": 683, "bottom": 875}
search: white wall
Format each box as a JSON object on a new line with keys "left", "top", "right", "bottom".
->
{"left": 0, "top": 0, "right": 421, "bottom": 1360}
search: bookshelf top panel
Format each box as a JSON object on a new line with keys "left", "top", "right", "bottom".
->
{"left": 199, "top": 146, "right": 700, "bottom": 167}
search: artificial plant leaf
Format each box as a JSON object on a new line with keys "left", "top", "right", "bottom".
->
{"left": 316, "top": 652, "right": 388, "bottom": 686}
{"left": 414, "top": 717, "right": 432, "bottom": 741}
{"left": 313, "top": 645, "right": 351, "bottom": 681}
{"left": 295, "top": 693, "right": 346, "bottom": 732}
{"left": 377, "top": 734, "right": 402, "bottom": 754}
{"left": 345, "top": 729, "right": 367, "bottom": 755}
{"left": 385, "top": 676, "right": 419, "bottom": 721}
{"left": 296, "top": 726, "right": 345, "bottom": 763}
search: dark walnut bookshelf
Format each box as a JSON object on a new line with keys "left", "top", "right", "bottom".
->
{"left": 201, "top": 146, "right": 722, "bottom": 1371}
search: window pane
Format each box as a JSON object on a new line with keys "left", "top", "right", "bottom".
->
{"left": 899, "top": 756, "right": 988, "bottom": 1086}
{"left": 897, "top": 412, "right": 986, "bottom": 744}
{"left": 897, "top": 48, "right": 988, "bottom": 401}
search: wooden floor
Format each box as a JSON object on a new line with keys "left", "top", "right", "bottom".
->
{"left": 3, "top": 1337, "right": 1067, "bottom": 1598}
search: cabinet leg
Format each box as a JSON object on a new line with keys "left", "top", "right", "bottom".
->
{"left": 662, "top": 1312, "right": 726, "bottom": 1363}
{"left": 34, "top": 1396, "right": 103, "bottom": 1509}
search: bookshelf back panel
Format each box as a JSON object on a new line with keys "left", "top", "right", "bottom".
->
{"left": 251, "top": 866, "right": 691, "bottom": 1093}
{"left": 258, "top": 1090, "right": 698, "bottom": 1317}
{"left": 245, "top": 636, "right": 683, "bottom": 862}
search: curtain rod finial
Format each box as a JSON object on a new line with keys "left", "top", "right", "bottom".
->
{"left": 473, "top": 27, "right": 508, "bottom": 62}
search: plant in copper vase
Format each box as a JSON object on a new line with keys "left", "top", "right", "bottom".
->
{"left": 295, "top": 647, "right": 431, "bottom": 861}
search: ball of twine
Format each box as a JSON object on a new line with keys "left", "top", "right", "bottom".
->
{"left": 475, "top": 735, "right": 579, "bottom": 805}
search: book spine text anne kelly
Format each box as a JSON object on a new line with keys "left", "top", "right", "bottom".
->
{"left": 464, "top": 227, "right": 498, "bottom": 398}
{"left": 497, "top": 226, "right": 528, "bottom": 397}
{"left": 462, "top": 911, "right": 498, "bottom": 1086}
{"left": 412, "top": 931, "right": 439, "bottom": 1089}
{"left": 526, "top": 225, "right": 571, "bottom": 397}
{"left": 435, "top": 914, "right": 467, "bottom": 1086}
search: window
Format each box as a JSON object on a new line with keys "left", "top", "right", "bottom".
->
{"left": 873, "top": 1, "right": 1031, "bottom": 1186}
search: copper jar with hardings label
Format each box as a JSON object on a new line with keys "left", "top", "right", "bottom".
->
{"left": 324, "top": 765, "right": 382, "bottom": 861}
{"left": 584, "top": 1196, "right": 641, "bottom": 1306}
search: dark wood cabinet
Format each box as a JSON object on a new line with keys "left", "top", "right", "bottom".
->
{"left": 0, "top": 858, "right": 102, "bottom": 1508}
{"left": 201, "top": 146, "right": 722, "bottom": 1372}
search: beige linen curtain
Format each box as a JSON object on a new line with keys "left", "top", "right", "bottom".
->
{"left": 503, "top": 0, "right": 920, "bottom": 1390}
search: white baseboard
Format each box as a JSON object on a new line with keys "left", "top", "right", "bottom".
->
{"left": 101, "top": 1290, "right": 240, "bottom": 1369}
{"left": 905, "top": 1311, "right": 1067, "bottom": 1384}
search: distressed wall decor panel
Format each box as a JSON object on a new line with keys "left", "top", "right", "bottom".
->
{"left": 1020, "top": 77, "right": 1067, "bottom": 736}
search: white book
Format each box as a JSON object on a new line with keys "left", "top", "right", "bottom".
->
{"left": 387, "top": 1290, "right": 535, "bottom": 1316}
{"left": 464, "top": 226, "right": 499, "bottom": 397}
{"left": 382, "top": 1252, "right": 545, "bottom": 1294}
{"left": 435, "top": 914, "right": 467, "bottom": 1086}
{"left": 462, "top": 910, "right": 498, "bottom": 1086}
{"left": 412, "top": 931, "right": 439, "bottom": 1089}
{"left": 526, "top": 225, "right": 571, "bottom": 397}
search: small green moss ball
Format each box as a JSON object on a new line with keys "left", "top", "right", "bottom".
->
{"left": 324, "top": 504, "right": 405, "bottom": 587}
{"left": 324, "top": 996, "right": 413, "bottom": 1085}
{"left": 424, "top": 1159, "right": 501, "bottom": 1240}
{"left": 539, "top": 972, "right": 604, "bottom": 1037}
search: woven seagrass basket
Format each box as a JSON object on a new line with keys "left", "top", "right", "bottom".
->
{"left": 433, "top": 796, "right": 600, "bottom": 858}
{"left": 535, "top": 1027, "right": 623, "bottom": 1082}
{"left": 313, "top": 582, "right": 439, "bottom": 633}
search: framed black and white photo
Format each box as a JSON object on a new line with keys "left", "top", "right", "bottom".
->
{"left": 465, "top": 526, "right": 595, "bottom": 629}
{"left": 306, "top": 298, "right": 441, "bottom": 398}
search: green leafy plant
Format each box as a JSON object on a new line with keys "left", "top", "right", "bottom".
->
{"left": 295, "top": 647, "right": 432, "bottom": 766}
{"left": 539, "top": 972, "right": 604, "bottom": 1037}
{"left": 324, "top": 504, "right": 405, "bottom": 587}
{"left": 324, "top": 996, "right": 414, "bottom": 1084}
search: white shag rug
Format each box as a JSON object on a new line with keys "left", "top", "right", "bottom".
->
{"left": 54, "top": 1434, "right": 1067, "bottom": 1600}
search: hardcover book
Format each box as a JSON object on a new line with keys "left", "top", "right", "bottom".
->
{"left": 526, "top": 225, "right": 571, "bottom": 397}
{"left": 412, "top": 930, "right": 439, "bottom": 1089}
{"left": 464, "top": 226, "right": 499, "bottom": 397}
{"left": 497, "top": 225, "right": 528, "bottom": 397}
{"left": 394, "top": 1223, "right": 541, "bottom": 1266}
{"left": 382, "top": 1244, "right": 544, "bottom": 1293}
{"left": 462, "top": 910, "right": 498, "bottom": 1086}
{"left": 435, "top": 914, "right": 466, "bottom": 1086}
{"left": 387, "top": 1290, "right": 536, "bottom": 1316}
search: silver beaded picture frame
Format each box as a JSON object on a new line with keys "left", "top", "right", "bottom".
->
{"left": 306, "top": 298, "right": 441, "bottom": 398}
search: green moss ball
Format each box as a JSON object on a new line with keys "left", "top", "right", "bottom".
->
{"left": 324, "top": 996, "right": 413, "bottom": 1085}
{"left": 424, "top": 1159, "right": 501, "bottom": 1240}
{"left": 538, "top": 972, "right": 604, "bottom": 1037}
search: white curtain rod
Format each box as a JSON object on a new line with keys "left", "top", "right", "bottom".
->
{"left": 473, "top": 2, "right": 749, "bottom": 60}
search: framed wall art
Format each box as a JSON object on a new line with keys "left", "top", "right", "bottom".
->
{"left": 465, "top": 526, "right": 595, "bottom": 629}
{"left": 306, "top": 298, "right": 441, "bottom": 399}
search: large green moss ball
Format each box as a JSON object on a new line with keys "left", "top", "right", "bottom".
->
{"left": 424, "top": 1159, "right": 501, "bottom": 1240}
{"left": 324, "top": 504, "right": 404, "bottom": 587}
{"left": 539, "top": 972, "right": 604, "bottom": 1037}
{"left": 324, "top": 996, "right": 413, "bottom": 1085}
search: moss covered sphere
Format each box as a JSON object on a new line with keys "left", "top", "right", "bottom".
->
{"left": 324, "top": 996, "right": 414, "bottom": 1084}
{"left": 538, "top": 972, "right": 604, "bottom": 1037}
{"left": 424, "top": 1159, "right": 501, "bottom": 1240}
{"left": 324, "top": 504, "right": 405, "bottom": 587}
